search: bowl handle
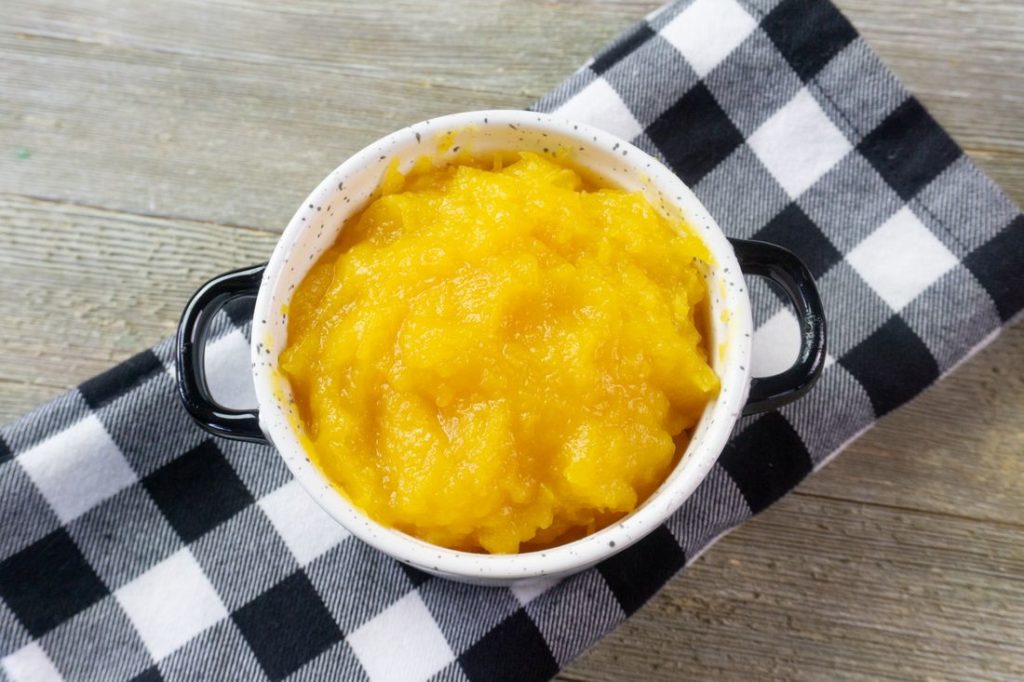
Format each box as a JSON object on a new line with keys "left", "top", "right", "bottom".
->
{"left": 730, "top": 239, "right": 827, "bottom": 415}
{"left": 176, "top": 263, "right": 269, "bottom": 442}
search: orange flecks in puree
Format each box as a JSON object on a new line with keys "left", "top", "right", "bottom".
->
{"left": 280, "top": 152, "right": 719, "bottom": 553}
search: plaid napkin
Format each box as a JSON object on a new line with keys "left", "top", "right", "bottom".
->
{"left": 2, "top": 0, "right": 1022, "bottom": 680}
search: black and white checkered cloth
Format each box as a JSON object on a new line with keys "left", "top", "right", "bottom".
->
{"left": 2, "top": 0, "right": 1022, "bottom": 680}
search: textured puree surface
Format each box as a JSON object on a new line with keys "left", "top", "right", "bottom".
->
{"left": 280, "top": 153, "right": 719, "bottom": 553}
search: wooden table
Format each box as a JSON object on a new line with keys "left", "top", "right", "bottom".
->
{"left": 3, "top": 1, "right": 1022, "bottom": 678}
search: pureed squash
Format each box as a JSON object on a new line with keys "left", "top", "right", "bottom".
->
{"left": 280, "top": 151, "right": 719, "bottom": 554}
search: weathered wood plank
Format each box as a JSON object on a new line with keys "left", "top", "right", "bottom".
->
{"left": 559, "top": 324, "right": 1024, "bottom": 681}
{"left": 2, "top": 0, "right": 1022, "bottom": 234}
{"left": 837, "top": 0, "right": 1024, "bottom": 152}
{"left": 0, "top": 379, "right": 66, "bottom": 423}
{"left": 0, "top": 194, "right": 277, "bottom": 402}
{"left": 561, "top": 488, "right": 1024, "bottom": 681}
{"left": 0, "top": 0, "right": 1021, "bottom": 679}
{"left": 0, "top": 0, "right": 657, "bottom": 231}
{"left": 803, "top": 324, "right": 1024, "bottom": 526}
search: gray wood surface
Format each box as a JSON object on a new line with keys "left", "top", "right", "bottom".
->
{"left": 1, "top": 0, "right": 1021, "bottom": 679}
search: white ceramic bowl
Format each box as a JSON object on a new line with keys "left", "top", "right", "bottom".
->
{"left": 177, "top": 110, "right": 825, "bottom": 586}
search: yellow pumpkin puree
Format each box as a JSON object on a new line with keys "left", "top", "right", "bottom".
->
{"left": 280, "top": 152, "right": 719, "bottom": 553}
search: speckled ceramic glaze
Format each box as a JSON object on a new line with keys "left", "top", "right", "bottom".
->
{"left": 250, "top": 110, "right": 754, "bottom": 586}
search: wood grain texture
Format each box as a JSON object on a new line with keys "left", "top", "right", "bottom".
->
{"left": 0, "top": 194, "right": 277, "bottom": 399}
{"left": 1, "top": 0, "right": 658, "bottom": 231}
{"left": 561, "top": 325, "right": 1024, "bottom": 682}
{"left": 565, "top": 490, "right": 1024, "bottom": 681}
{"left": 800, "top": 326, "right": 1024, "bottom": 526}
{"left": 0, "top": 0, "right": 1021, "bottom": 679}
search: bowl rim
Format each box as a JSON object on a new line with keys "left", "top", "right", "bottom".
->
{"left": 251, "top": 109, "right": 754, "bottom": 582}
